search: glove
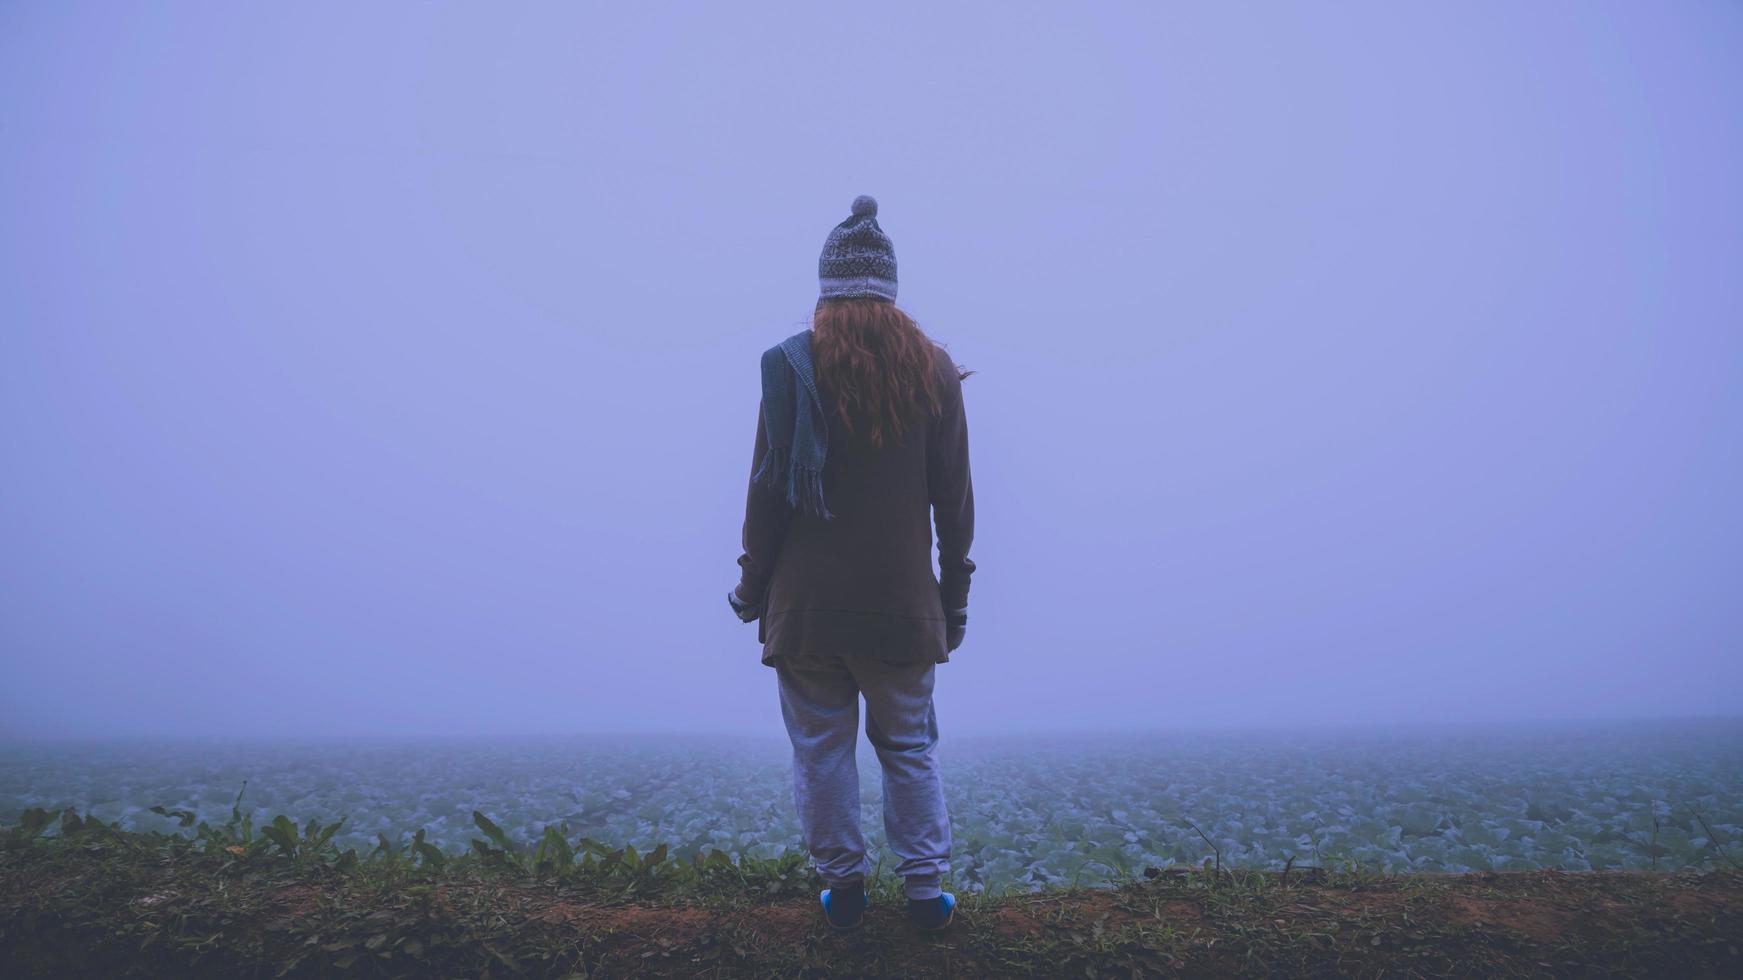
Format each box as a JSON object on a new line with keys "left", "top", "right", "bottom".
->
{"left": 944, "top": 607, "right": 968, "bottom": 653}
{"left": 727, "top": 588, "right": 761, "bottom": 623}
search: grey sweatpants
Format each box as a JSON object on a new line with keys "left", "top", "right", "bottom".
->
{"left": 774, "top": 655, "right": 952, "bottom": 900}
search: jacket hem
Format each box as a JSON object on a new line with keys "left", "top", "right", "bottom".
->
{"left": 763, "top": 607, "right": 947, "bottom": 622}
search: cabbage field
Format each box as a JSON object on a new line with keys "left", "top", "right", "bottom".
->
{"left": 3, "top": 719, "right": 1738, "bottom": 894}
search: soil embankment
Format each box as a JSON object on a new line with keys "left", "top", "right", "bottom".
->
{"left": 3, "top": 841, "right": 1741, "bottom": 977}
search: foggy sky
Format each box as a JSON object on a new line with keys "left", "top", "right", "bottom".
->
{"left": 2, "top": 2, "right": 1739, "bottom": 739}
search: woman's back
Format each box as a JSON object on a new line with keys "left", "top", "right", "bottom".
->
{"left": 755, "top": 340, "right": 972, "bottom": 664}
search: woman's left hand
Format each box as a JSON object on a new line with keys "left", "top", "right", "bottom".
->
{"left": 727, "top": 588, "right": 761, "bottom": 623}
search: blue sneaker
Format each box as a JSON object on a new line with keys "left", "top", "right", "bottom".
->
{"left": 819, "top": 882, "right": 867, "bottom": 930}
{"left": 907, "top": 891, "right": 955, "bottom": 931}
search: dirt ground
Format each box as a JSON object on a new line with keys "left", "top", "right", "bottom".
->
{"left": 5, "top": 850, "right": 1742, "bottom": 978}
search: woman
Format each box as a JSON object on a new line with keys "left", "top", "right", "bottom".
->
{"left": 728, "top": 195, "right": 975, "bottom": 932}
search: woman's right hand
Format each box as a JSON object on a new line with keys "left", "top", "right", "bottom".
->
{"left": 945, "top": 607, "right": 968, "bottom": 652}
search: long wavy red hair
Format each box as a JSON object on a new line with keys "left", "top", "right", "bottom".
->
{"left": 809, "top": 298, "right": 971, "bottom": 449}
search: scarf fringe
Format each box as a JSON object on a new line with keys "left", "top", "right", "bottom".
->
{"left": 751, "top": 445, "right": 786, "bottom": 491}
{"left": 752, "top": 444, "right": 834, "bottom": 520}
{"left": 789, "top": 460, "right": 835, "bottom": 520}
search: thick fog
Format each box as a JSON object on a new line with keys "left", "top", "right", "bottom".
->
{"left": 2, "top": 3, "right": 1738, "bottom": 739}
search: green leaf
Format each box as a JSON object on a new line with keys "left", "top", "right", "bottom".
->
{"left": 263, "top": 815, "right": 301, "bottom": 857}
{"left": 472, "top": 811, "right": 518, "bottom": 855}
{"left": 536, "top": 825, "right": 574, "bottom": 870}
{"left": 12, "top": 807, "right": 55, "bottom": 840}
{"left": 413, "top": 839, "right": 447, "bottom": 870}
{"left": 149, "top": 805, "right": 198, "bottom": 828}
{"left": 310, "top": 818, "right": 346, "bottom": 854}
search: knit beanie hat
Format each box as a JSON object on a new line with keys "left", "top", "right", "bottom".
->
{"left": 818, "top": 194, "right": 898, "bottom": 302}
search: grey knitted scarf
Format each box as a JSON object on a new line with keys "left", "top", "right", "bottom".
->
{"left": 751, "top": 329, "right": 835, "bottom": 520}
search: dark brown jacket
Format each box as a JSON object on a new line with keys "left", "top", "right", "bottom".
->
{"left": 736, "top": 340, "right": 975, "bottom": 666}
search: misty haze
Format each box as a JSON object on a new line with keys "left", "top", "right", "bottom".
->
{"left": 2, "top": 5, "right": 1740, "bottom": 967}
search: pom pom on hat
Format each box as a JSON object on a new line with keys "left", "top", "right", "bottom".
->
{"left": 850, "top": 194, "right": 878, "bottom": 217}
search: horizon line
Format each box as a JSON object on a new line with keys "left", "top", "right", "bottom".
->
{"left": 2, "top": 712, "right": 1738, "bottom": 745}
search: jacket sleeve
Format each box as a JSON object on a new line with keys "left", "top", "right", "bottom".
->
{"left": 736, "top": 397, "right": 792, "bottom": 605}
{"left": 928, "top": 365, "right": 976, "bottom": 613}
